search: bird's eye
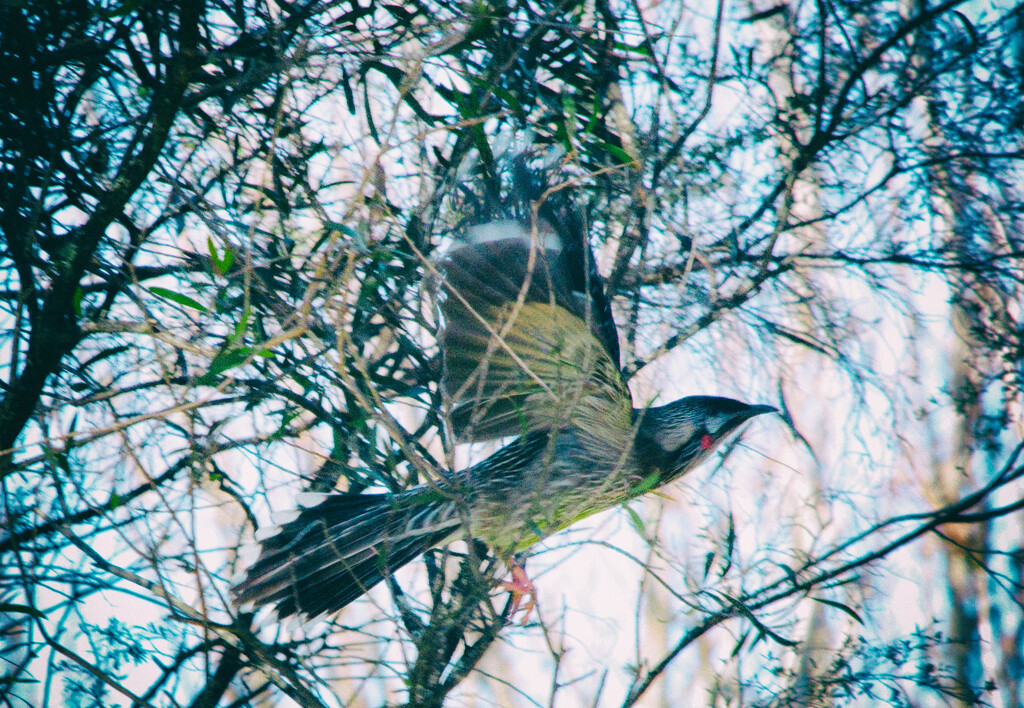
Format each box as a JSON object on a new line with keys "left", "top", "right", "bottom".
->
{"left": 699, "top": 433, "right": 714, "bottom": 450}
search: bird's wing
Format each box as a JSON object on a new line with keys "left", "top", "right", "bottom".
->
{"left": 439, "top": 225, "right": 632, "bottom": 445}
{"left": 534, "top": 193, "right": 621, "bottom": 367}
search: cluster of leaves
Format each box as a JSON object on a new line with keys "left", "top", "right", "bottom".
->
{"left": 745, "top": 629, "right": 994, "bottom": 707}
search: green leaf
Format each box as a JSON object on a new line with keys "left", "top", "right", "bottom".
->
{"left": 208, "top": 237, "right": 236, "bottom": 275}
{"left": 562, "top": 94, "right": 577, "bottom": 121}
{"left": 719, "top": 512, "right": 735, "bottom": 578}
{"left": 614, "top": 40, "right": 652, "bottom": 57}
{"left": 466, "top": 75, "right": 524, "bottom": 120}
{"left": 715, "top": 591, "right": 799, "bottom": 647}
{"left": 207, "top": 347, "right": 253, "bottom": 376}
{"left": 624, "top": 504, "right": 646, "bottom": 536}
{"left": 231, "top": 309, "right": 251, "bottom": 344}
{"left": 584, "top": 93, "right": 601, "bottom": 132}
{"left": 149, "top": 287, "right": 208, "bottom": 313}
{"left": 730, "top": 629, "right": 750, "bottom": 657}
{"left": 702, "top": 551, "right": 715, "bottom": 581}
{"left": 219, "top": 247, "right": 236, "bottom": 273}
{"left": 199, "top": 345, "right": 273, "bottom": 385}
{"left": 0, "top": 602, "right": 46, "bottom": 619}
{"left": 596, "top": 141, "right": 639, "bottom": 167}
{"left": 811, "top": 597, "right": 864, "bottom": 625}
{"left": 629, "top": 471, "right": 660, "bottom": 496}
{"left": 557, "top": 95, "right": 578, "bottom": 153}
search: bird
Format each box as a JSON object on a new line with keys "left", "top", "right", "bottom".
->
{"left": 232, "top": 189, "right": 775, "bottom": 620}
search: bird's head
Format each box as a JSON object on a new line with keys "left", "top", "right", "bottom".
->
{"left": 637, "top": 395, "right": 776, "bottom": 483}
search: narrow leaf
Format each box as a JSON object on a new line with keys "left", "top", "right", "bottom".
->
{"left": 0, "top": 602, "right": 46, "bottom": 618}
{"left": 811, "top": 597, "right": 864, "bottom": 625}
{"left": 624, "top": 504, "right": 646, "bottom": 536}
{"left": 149, "top": 287, "right": 207, "bottom": 313}
{"left": 702, "top": 551, "right": 715, "bottom": 581}
{"left": 596, "top": 141, "right": 639, "bottom": 168}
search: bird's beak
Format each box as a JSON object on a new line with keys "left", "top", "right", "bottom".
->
{"left": 745, "top": 404, "right": 778, "bottom": 419}
{"left": 723, "top": 404, "right": 776, "bottom": 436}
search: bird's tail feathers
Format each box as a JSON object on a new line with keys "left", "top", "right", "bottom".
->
{"left": 232, "top": 491, "right": 460, "bottom": 619}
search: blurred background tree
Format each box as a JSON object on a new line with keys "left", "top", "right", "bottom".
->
{"left": 1, "top": 0, "right": 1022, "bottom": 706}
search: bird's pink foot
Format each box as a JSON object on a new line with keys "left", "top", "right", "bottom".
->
{"left": 500, "top": 562, "right": 536, "bottom": 623}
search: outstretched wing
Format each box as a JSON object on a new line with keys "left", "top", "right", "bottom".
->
{"left": 439, "top": 220, "right": 632, "bottom": 446}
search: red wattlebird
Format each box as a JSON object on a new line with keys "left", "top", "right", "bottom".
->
{"left": 233, "top": 190, "right": 774, "bottom": 619}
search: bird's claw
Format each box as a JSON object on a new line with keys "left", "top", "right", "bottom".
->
{"left": 500, "top": 563, "right": 536, "bottom": 624}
